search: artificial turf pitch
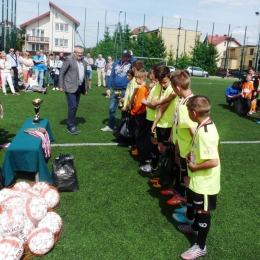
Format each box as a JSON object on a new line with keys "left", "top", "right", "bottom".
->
{"left": 0, "top": 73, "right": 259, "bottom": 259}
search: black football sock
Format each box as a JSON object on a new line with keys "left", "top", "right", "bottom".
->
{"left": 186, "top": 188, "right": 195, "bottom": 221}
{"left": 196, "top": 213, "right": 211, "bottom": 249}
{"left": 151, "top": 144, "right": 159, "bottom": 169}
{"left": 191, "top": 212, "right": 199, "bottom": 231}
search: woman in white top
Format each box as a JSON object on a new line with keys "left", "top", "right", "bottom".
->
{"left": 52, "top": 55, "right": 63, "bottom": 90}
{"left": 0, "top": 52, "right": 19, "bottom": 95}
{"left": 19, "top": 52, "right": 34, "bottom": 84}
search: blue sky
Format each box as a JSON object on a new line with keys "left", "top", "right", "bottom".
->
{"left": 6, "top": 0, "right": 260, "bottom": 48}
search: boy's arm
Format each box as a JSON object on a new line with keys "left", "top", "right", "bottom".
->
{"left": 151, "top": 102, "right": 170, "bottom": 133}
{"left": 151, "top": 92, "right": 176, "bottom": 106}
{"left": 186, "top": 158, "right": 219, "bottom": 172}
{"left": 189, "top": 127, "right": 196, "bottom": 138}
{"left": 141, "top": 98, "right": 157, "bottom": 109}
{"left": 129, "top": 88, "right": 139, "bottom": 109}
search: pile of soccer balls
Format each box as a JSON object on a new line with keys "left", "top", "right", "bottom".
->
{"left": 0, "top": 181, "right": 62, "bottom": 259}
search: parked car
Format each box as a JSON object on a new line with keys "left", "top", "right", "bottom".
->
{"left": 167, "top": 66, "right": 176, "bottom": 73}
{"left": 185, "top": 66, "right": 209, "bottom": 77}
{"left": 230, "top": 70, "right": 247, "bottom": 78}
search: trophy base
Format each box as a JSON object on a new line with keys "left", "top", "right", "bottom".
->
{"left": 33, "top": 115, "right": 41, "bottom": 124}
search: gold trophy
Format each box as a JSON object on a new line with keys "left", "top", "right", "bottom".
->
{"left": 114, "top": 90, "right": 123, "bottom": 109}
{"left": 32, "top": 98, "right": 43, "bottom": 124}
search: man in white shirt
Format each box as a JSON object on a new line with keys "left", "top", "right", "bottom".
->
{"left": 84, "top": 52, "right": 94, "bottom": 89}
{"left": 6, "top": 48, "right": 20, "bottom": 92}
{"left": 95, "top": 54, "right": 106, "bottom": 87}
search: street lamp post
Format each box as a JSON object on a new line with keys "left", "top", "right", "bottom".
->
{"left": 114, "top": 10, "right": 123, "bottom": 51}
{"left": 254, "top": 12, "right": 260, "bottom": 71}
{"left": 227, "top": 25, "right": 241, "bottom": 73}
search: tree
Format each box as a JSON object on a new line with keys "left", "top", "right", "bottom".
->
{"left": 167, "top": 45, "right": 175, "bottom": 66}
{"left": 190, "top": 37, "right": 219, "bottom": 75}
{"left": 177, "top": 53, "right": 191, "bottom": 69}
{"left": 16, "top": 28, "right": 25, "bottom": 51}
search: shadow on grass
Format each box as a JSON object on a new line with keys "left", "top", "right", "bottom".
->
{"left": 146, "top": 183, "right": 196, "bottom": 245}
{"left": 0, "top": 128, "right": 15, "bottom": 145}
{"left": 218, "top": 103, "right": 237, "bottom": 114}
{"left": 59, "top": 117, "right": 86, "bottom": 126}
{"left": 218, "top": 103, "right": 259, "bottom": 122}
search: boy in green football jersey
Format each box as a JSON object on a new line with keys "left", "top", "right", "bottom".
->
{"left": 178, "top": 95, "right": 220, "bottom": 260}
{"left": 167, "top": 70, "right": 197, "bottom": 209}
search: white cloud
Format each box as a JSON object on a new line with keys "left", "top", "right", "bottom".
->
{"left": 199, "top": 0, "right": 226, "bottom": 4}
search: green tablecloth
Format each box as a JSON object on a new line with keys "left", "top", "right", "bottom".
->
{"left": 2, "top": 118, "right": 55, "bottom": 186}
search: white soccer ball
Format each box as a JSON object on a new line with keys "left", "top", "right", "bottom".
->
{"left": 38, "top": 212, "right": 62, "bottom": 235}
{"left": 25, "top": 197, "right": 48, "bottom": 224}
{"left": 0, "top": 236, "right": 24, "bottom": 260}
{"left": 22, "top": 188, "right": 41, "bottom": 198}
{"left": 0, "top": 209, "right": 24, "bottom": 237}
{"left": 0, "top": 189, "right": 15, "bottom": 205}
{"left": 41, "top": 188, "right": 60, "bottom": 209}
{"left": 12, "top": 181, "right": 31, "bottom": 191}
{"left": 2, "top": 196, "right": 25, "bottom": 215}
{"left": 32, "top": 182, "right": 51, "bottom": 192}
{"left": 17, "top": 216, "right": 35, "bottom": 245}
{"left": 28, "top": 227, "right": 54, "bottom": 255}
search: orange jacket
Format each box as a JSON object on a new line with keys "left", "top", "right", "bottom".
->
{"left": 242, "top": 81, "right": 254, "bottom": 99}
{"left": 131, "top": 84, "right": 149, "bottom": 116}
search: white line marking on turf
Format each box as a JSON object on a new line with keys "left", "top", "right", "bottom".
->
{"left": 51, "top": 141, "right": 260, "bottom": 147}
{"left": 51, "top": 143, "right": 119, "bottom": 147}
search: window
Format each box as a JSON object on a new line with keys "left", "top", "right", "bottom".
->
{"left": 55, "top": 23, "right": 69, "bottom": 32}
{"left": 32, "top": 29, "right": 44, "bottom": 37}
{"left": 224, "top": 42, "right": 226, "bottom": 46}
{"left": 32, "top": 44, "right": 44, "bottom": 51}
{"left": 54, "top": 38, "right": 68, "bottom": 47}
{"left": 250, "top": 48, "right": 254, "bottom": 55}
{"left": 249, "top": 60, "right": 253, "bottom": 67}
{"left": 55, "top": 10, "right": 58, "bottom": 18}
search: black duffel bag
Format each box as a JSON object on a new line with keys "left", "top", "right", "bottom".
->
{"left": 52, "top": 154, "right": 79, "bottom": 192}
{"left": 234, "top": 96, "right": 251, "bottom": 115}
{"left": 113, "top": 113, "right": 135, "bottom": 139}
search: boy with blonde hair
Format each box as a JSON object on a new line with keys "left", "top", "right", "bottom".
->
{"left": 131, "top": 69, "right": 150, "bottom": 163}
{"left": 178, "top": 95, "right": 220, "bottom": 260}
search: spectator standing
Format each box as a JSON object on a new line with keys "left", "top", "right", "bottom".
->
{"left": 52, "top": 55, "right": 63, "bottom": 90}
{"left": 59, "top": 52, "right": 67, "bottom": 62}
{"left": 84, "top": 52, "right": 94, "bottom": 89}
{"left": 46, "top": 54, "right": 55, "bottom": 87}
{"left": 20, "top": 52, "right": 34, "bottom": 85}
{"left": 105, "top": 56, "right": 114, "bottom": 89}
{"left": 6, "top": 48, "right": 20, "bottom": 92}
{"left": 33, "top": 50, "right": 45, "bottom": 88}
{"left": 95, "top": 54, "right": 106, "bottom": 87}
{"left": 101, "top": 50, "right": 136, "bottom": 131}
{"left": 0, "top": 52, "right": 19, "bottom": 95}
{"left": 59, "top": 46, "right": 88, "bottom": 135}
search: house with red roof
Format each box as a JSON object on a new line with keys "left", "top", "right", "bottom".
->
{"left": 205, "top": 34, "right": 242, "bottom": 68}
{"left": 20, "top": 1, "right": 80, "bottom": 55}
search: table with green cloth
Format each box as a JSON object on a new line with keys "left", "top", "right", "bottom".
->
{"left": 2, "top": 118, "right": 55, "bottom": 186}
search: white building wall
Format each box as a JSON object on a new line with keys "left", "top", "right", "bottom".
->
{"left": 23, "top": 6, "right": 77, "bottom": 55}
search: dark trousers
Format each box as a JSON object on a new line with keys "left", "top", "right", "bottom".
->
{"left": 135, "top": 113, "right": 151, "bottom": 163}
{"left": 65, "top": 87, "right": 81, "bottom": 130}
{"left": 12, "top": 66, "right": 19, "bottom": 91}
{"left": 54, "top": 74, "right": 59, "bottom": 88}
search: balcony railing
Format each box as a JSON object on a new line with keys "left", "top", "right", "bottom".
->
{"left": 27, "top": 36, "right": 49, "bottom": 43}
